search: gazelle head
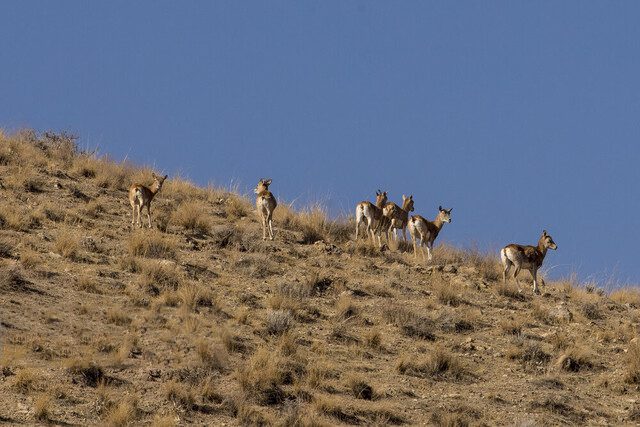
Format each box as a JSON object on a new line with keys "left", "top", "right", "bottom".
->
{"left": 540, "top": 230, "right": 557, "bottom": 250}
{"left": 402, "top": 195, "right": 415, "bottom": 212}
{"left": 151, "top": 173, "right": 168, "bottom": 192}
{"left": 254, "top": 178, "right": 272, "bottom": 194}
{"left": 438, "top": 206, "right": 453, "bottom": 223}
{"left": 375, "top": 190, "right": 388, "bottom": 207}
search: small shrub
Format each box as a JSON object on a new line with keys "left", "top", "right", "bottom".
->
{"left": 335, "top": 295, "right": 358, "bottom": 319}
{"left": 66, "top": 358, "right": 105, "bottom": 387}
{"left": 106, "top": 308, "right": 132, "bottom": 326}
{"left": 33, "top": 392, "right": 52, "bottom": 421}
{"left": 172, "top": 201, "right": 210, "bottom": 234}
{"left": 625, "top": 340, "right": 640, "bottom": 384}
{"left": 53, "top": 232, "right": 79, "bottom": 260}
{"left": 555, "top": 346, "right": 594, "bottom": 372}
{"left": 346, "top": 375, "right": 374, "bottom": 400}
{"left": 195, "top": 339, "right": 228, "bottom": 372}
{"left": 397, "top": 346, "right": 466, "bottom": 380}
{"left": 106, "top": 397, "right": 138, "bottom": 427}
{"left": 236, "top": 348, "right": 287, "bottom": 405}
{"left": 127, "top": 230, "right": 176, "bottom": 259}
{"left": 266, "top": 310, "right": 294, "bottom": 335}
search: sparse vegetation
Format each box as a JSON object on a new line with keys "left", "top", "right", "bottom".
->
{"left": 0, "top": 129, "right": 636, "bottom": 425}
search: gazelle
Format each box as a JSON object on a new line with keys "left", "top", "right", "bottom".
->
{"left": 500, "top": 230, "right": 557, "bottom": 295}
{"left": 382, "top": 194, "right": 414, "bottom": 241}
{"left": 355, "top": 190, "right": 388, "bottom": 246}
{"left": 129, "top": 173, "right": 168, "bottom": 228}
{"left": 407, "top": 206, "right": 452, "bottom": 261}
{"left": 254, "top": 178, "right": 277, "bottom": 240}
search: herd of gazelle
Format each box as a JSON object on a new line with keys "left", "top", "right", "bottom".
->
{"left": 129, "top": 175, "right": 557, "bottom": 294}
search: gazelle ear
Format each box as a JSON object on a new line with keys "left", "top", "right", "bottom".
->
{"left": 163, "top": 175, "right": 168, "bottom": 180}
{"left": 543, "top": 230, "right": 548, "bottom": 236}
{"left": 152, "top": 172, "right": 157, "bottom": 179}
{"left": 265, "top": 179, "right": 272, "bottom": 185}
{"left": 383, "top": 191, "right": 387, "bottom": 197}
{"left": 439, "top": 205, "right": 443, "bottom": 211}
{"left": 376, "top": 190, "right": 381, "bottom": 195}
{"left": 409, "top": 195, "right": 413, "bottom": 200}
{"left": 448, "top": 208, "right": 452, "bottom": 213}
{"left": 402, "top": 194, "right": 406, "bottom": 200}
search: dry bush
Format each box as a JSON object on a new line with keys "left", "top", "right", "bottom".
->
{"left": 610, "top": 288, "right": 640, "bottom": 308}
{"left": 555, "top": 346, "right": 594, "bottom": 372}
{"left": 506, "top": 339, "right": 551, "bottom": 367}
{"left": 106, "top": 397, "right": 138, "bottom": 427}
{"left": 135, "top": 260, "right": 182, "bottom": 296}
{"left": 236, "top": 347, "right": 289, "bottom": 405}
{"left": 105, "top": 308, "right": 132, "bottom": 326}
{"left": 0, "top": 262, "right": 28, "bottom": 291}
{"left": 53, "top": 231, "right": 79, "bottom": 260}
{"left": 33, "top": 392, "right": 53, "bottom": 421}
{"left": 234, "top": 254, "right": 278, "bottom": 279}
{"left": 625, "top": 340, "right": 640, "bottom": 384}
{"left": 494, "top": 281, "right": 526, "bottom": 301}
{"left": 397, "top": 346, "right": 467, "bottom": 380}
{"left": 65, "top": 358, "right": 105, "bottom": 387}
{"left": 164, "top": 381, "right": 196, "bottom": 411}
{"left": 433, "top": 276, "right": 462, "bottom": 306}
{"left": 335, "top": 295, "right": 358, "bottom": 319}
{"left": 225, "top": 196, "right": 252, "bottom": 219}
{"left": 177, "top": 282, "right": 217, "bottom": 311}
{"left": 19, "top": 248, "right": 41, "bottom": 269}
{"left": 363, "top": 329, "right": 383, "bottom": 350}
{"left": 531, "top": 301, "right": 552, "bottom": 324}
{"left": 278, "top": 204, "right": 352, "bottom": 244}
{"left": 0, "top": 204, "right": 40, "bottom": 231}
{"left": 195, "top": 339, "right": 228, "bottom": 372}
{"left": 81, "top": 200, "right": 105, "bottom": 219}
{"left": 77, "top": 275, "right": 100, "bottom": 294}
{"left": 314, "top": 395, "right": 404, "bottom": 425}
{"left": 266, "top": 310, "right": 294, "bottom": 335}
{"left": 383, "top": 304, "right": 436, "bottom": 341}
{"left": 171, "top": 201, "right": 210, "bottom": 234}
{"left": 127, "top": 230, "right": 176, "bottom": 259}
{"left": 346, "top": 375, "right": 374, "bottom": 400}
{"left": 500, "top": 317, "right": 524, "bottom": 336}
{"left": 94, "top": 159, "right": 135, "bottom": 190}
{"left": 13, "top": 368, "right": 37, "bottom": 392}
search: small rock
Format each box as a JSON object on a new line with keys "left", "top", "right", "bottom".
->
{"left": 549, "top": 304, "right": 573, "bottom": 322}
{"left": 443, "top": 264, "right": 458, "bottom": 274}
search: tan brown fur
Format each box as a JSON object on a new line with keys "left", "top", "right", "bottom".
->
{"left": 407, "top": 206, "right": 452, "bottom": 261}
{"left": 355, "top": 190, "right": 388, "bottom": 246}
{"left": 501, "top": 230, "right": 557, "bottom": 294}
{"left": 128, "top": 173, "right": 167, "bottom": 228}
{"left": 382, "top": 194, "right": 414, "bottom": 241}
{"left": 254, "top": 178, "right": 277, "bottom": 240}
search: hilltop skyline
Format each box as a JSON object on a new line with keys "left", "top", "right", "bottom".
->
{"left": 2, "top": 1, "right": 640, "bottom": 284}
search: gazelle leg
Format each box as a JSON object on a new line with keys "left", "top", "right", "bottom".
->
{"left": 503, "top": 263, "right": 511, "bottom": 283}
{"left": 411, "top": 234, "right": 418, "bottom": 259}
{"left": 402, "top": 227, "right": 407, "bottom": 242}
{"left": 261, "top": 216, "right": 267, "bottom": 240}
{"left": 355, "top": 219, "right": 360, "bottom": 240}
{"left": 131, "top": 204, "right": 136, "bottom": 226}
{"left": 268, "top": 213, "right": 274, "bottom": 240}
{"left": 146, "top": 205, "right": 152, "bottom": 228}
{"left": 137, "top": 205, "right": 143, "bottom": 228}
{"left": 532, "top": 269, "right": 540, "bottom": 294}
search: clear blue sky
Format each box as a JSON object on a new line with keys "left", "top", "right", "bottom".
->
{"left": 2, "top": 2, "right": 639, "bottom": 285}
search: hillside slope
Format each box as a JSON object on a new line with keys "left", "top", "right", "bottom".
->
{"left": 1, "top": 130, "right": 640, "bottom": 426}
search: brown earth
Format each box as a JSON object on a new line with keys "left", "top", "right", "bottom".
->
{"left": 1, "top": 129, "right": 640, "bottom": 426}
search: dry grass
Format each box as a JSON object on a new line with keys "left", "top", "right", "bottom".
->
{"left": 127, "top": 230, "right": 176, "bottom": 259}
{"left": 397, "top": 346, "right": 467, "bottom": 380}
{"left": 53, "top": 231, "right": 80, "bottom": 259}
{"left": 555, "top": 345, "right": 594, "bottom": 372}
{"left": 172, "top": 201, "right": 210, "bottom": 234}
{"left": 625, "top": 340, "right": 640, "bottom": 384}
{"left": 33, "top": 392, "right": 53, "bottom": 421}
{"left": 1, "top": 129, "right": 639, "bottom": 425}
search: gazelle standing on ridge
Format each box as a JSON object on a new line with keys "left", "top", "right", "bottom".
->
{"left": 255, "top": 178, "right": 277, "bottom": 240}
{"left": 500, "top": 230, "right": 557, "bottom": 295}
{"left": 129, "top": 173, "right": 168, "bottom": 228}
{"left": 407, "top": 206, "right": 452, "bottom": 261}
{"left": 382, "top": 194, "right": 414, "bottom": 241}
{"left": 355, "top": 190, "right": 388, "bottom": 246}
